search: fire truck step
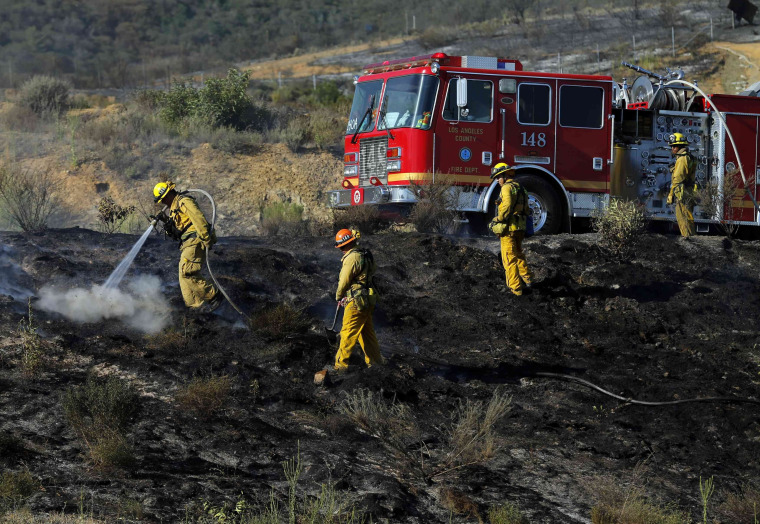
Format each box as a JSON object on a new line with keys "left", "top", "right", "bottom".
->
{"left": 696, "top": 223, "right": 710, "bottom": 233}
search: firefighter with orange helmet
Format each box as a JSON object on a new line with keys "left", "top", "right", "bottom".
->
{"left": 488, "top": 163, "right": 533, "bottom": 296}
{"left": 333, "top": 228, "right": 383, "bottom": 370}
{"left": 153, "top": 181, "right": 221, "bottom": 312}
{"left": 666, "top": 133, "right": 697, "bottom": 238}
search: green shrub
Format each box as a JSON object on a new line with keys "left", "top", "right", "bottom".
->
{"left": 252, "top": 303, "right": 309, "bottom": 339}
{"left": 592, "top": 198, "right": 647, "bottom": 259}
{"left": 63, "top": 374, "right": 139, "bottom": 468}
{"left": 159, "top": 82, "right": 198, "bottom": 127}
{"left": 260, "top": 201, "right": 304, "bottom": 236}
{"left": 18, "top": 75, "right": 71, "bottom": 116}
{"left": 276, "top": 116, "right": 310, "bottom": 152}
{"left": 309, "top": 107, "right": 345, "bottom": 150}
{"left": 0, "top": 468, "right": 39, "bottom": 512}
{"left": 175, "top": 375, "right": 232, "bottom": 419}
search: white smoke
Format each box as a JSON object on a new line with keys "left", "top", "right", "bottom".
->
{"left": 37, "top": 275, "right": 171, "bottom": 334}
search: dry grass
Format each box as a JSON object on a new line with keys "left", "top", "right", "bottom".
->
{"left": 252, "top": 303, "right": 310, "bottom": 339}
{"left": 488, "top": 502, "right": 529, "bottom": 524}
{"left": 87, "top": 429, "right": 136, "bottom": 469}
{"left": 339, "top": 388, "right": 510, "bottom": 482}
{"left": 588, "top": 462, "right": 689, "bottom": 524}
{"left": 440, "top": 487, "right": 482, "bottom": 522}
{"left": 17, "top": 299, "right": 44, "bottom": 378}
{"left": 0, "top": 509, "right": 106, "bottom": 523}
{"left": 717, "top": 483, "right": 760, "bottom": 524}
{"left": 175, "top": 375, "right": 232, "bottom": 419}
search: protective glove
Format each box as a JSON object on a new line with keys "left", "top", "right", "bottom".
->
{"left": 487, "top": 220, "right": 496, "bottom": 233}
{"left": 666, "top": 194, "right": 673, "bottom": 205}
{"left": 338, "top": 297, "right": 349, "bottom": 307}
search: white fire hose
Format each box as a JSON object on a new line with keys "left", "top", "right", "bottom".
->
{"left": 663, "top": 79, "right": 760, "bottom": 215}
{"left": 186, "top": 189, "right": 248, "bottom": 319}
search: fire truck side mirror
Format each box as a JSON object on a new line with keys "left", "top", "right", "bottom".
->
{"left": 456, "top": 77, "right": 468, "bottom": 108}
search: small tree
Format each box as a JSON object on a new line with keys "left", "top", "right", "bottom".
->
{"left": 0, "top": 163, "right": 61, "bottom": 233}
{"left": 697, "top": 171, "right": 744, "bottom": 237}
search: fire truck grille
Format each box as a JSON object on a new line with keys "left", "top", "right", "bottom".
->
{"left": 359, "top": 137, "right": 388, "bottom": 186}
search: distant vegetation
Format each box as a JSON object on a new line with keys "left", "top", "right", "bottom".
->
{"left": 0, "top": 0, "right": 664, "bottom": 89}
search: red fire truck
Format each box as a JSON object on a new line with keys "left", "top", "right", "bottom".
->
{"left": 326, "top": 52, "right": 760, "bottom": 233}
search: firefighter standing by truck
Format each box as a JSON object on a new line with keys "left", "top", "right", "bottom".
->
{"left": 153, "top": 181, "right": 222, "bottom": 313}
{"left": 666, "top": 133, "right": 697, "bottom": 238}
{"left": 333, "top": 229, "right": 383, "bottom": 371}
{"left": 488, "top": 163, "right": 533, "bottom": 296}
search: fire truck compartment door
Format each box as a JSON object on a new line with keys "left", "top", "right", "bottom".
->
{"left": 504, "top": 80, "right": 556, "bottom": 170}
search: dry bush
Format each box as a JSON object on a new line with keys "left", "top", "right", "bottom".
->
{"left": 275, "top": 115, "right": 310, "bottom": 152}
{"left": 0, "top": 510, "right": 106, "bottom": 523}
{"left": 252, "top": 303, "right": 310, "bottom": 339}
{"left": 588, "top": 462, "right": 689, "bottom": 524}
{"left": 440, "top": 488, "right": 482, "bottom": 522}
{"left": 0, "top": 467, "right": 39, "bottom": 512}
{"left": 144, "top": 321, "right": 192, "bottom": 354}
{"left": 260, "top": 201, "right": 304, "bottom": 236}
{"left": 175, "top": 375, "right": 232, "bottom": 419}
{"left": 333, "top": 205, "right": 382, "bottom": 234}
{"left": 62, "top": 374, "right": 139, "bottom": 469}
{"left": 717, "top": 483, "right": 760, "bottom": 524}
{"left": 0, "top": 104, "right": 42, "bottom": 133}
{"left": 488, "top": 502, "right": 529, "bottom": 524}
{"left": 697, "top": 172, "right": 744, "bottom": 237}
{"left": 209, "top": 127, "right": 263, "bottom": 155}
{"left": 96, "top": 196, "right": 136, "bottom": 235}
{"left": 592, "top": 198, "right": 647, "bottom": 259}
{"left": 408, "top": 177, "right": 461, "bottom": 234}
{"left": 0, "top": 163, "right": 62, "bottom": 233}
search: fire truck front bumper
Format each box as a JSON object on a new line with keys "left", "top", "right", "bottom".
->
{"left": 327, "top": 186, "right": 418, "bottom": 208}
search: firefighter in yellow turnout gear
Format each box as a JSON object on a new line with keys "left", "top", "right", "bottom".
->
{"left": 333, "top": 229, "right": 383, "bottom": 371}
{"left": 488, "top": 163, "right": 533, "bottom": 296}
{"left": 666, "top": 133, "right": 697, "bottom": 238}
{"left": 153, "top": 181, "right": 221, "bottom": 311}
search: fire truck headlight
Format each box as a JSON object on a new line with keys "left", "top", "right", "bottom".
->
{"left": 430, "top": 62, "right": 440, "bottom": 74}
{"left": 344, "top": 165, "right": 358, "bottom": 177}
{"left": 387, "top": 159, "right": 401, "bottom": 172}
{"left": 353, "top": 75, "right": 359, "bottom": 85}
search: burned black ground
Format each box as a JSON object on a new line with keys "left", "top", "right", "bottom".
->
{"left": 1, "top": 228, "right": 759, "bottom": 523}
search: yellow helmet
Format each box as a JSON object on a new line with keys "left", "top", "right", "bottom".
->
{"left": 153, "top": 181, "right": 176, "bottom": 203}
{"left": 490, "top": 162, "right": 514, "bottom": 179}
{"left": 668, "top": 132, "right": 688, "bottom": 147}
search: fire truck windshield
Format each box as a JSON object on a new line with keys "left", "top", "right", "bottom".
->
{"left": 346, "top": 80, "right": 382, "bottom": 135}
{"left": 378, "top": 75, "right": 438, "bottom": 131}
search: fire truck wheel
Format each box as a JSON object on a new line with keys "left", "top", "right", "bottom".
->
{"left": 516, "top": 174, "right": 562, "bottom": 235}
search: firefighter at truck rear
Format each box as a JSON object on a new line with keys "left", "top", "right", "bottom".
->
{"left": 489, "top": 163, "right": 533, "bottom": 296}
{"left": 666, "top": 133, "right": 697, "bottom": 238}
{"left": 153, "top": 181, "right": 221, "bottom": 312}
{"left": 333, "top": 229, "right": 383, "bottom": 371}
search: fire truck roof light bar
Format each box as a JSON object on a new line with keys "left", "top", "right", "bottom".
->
{"left": 363, "top": 54, "right": 523, "bottom": 74}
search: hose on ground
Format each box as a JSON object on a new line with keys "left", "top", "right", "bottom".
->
{"left": 186, "top": 189, "right": 248, "bottom": 320}
{"left": 534, "top": 372, "right": 760, "bottom": 407}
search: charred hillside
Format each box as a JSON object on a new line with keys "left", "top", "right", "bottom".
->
{"left": 1, "top": 228, "right": 760, "bottom": 522}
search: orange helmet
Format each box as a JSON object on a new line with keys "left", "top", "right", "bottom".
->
{"left": 334, "top": 228, "right": 358, "bottom": 248}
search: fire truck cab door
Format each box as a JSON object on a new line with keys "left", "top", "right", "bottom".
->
{"left": 500, "top": 79, "right": 556, "bottom": 170}
{"left": 436, "top": 76, "right": 500, "bottom": 184}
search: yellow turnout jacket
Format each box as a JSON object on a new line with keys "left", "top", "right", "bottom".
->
{"left": 169, "top": 194, "right": 214, "bottom": 244}
{"left": 669, "top": 150, "right": 697, "bottom": 203}
{"left": 336, "top": 247, "right": 376, "bottom": 301}
{"left": 496, "top": 179, "right": 528, "bottom": 232}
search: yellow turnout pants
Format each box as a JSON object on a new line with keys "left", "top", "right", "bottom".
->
{"left": 675, "top": 199, "right": 695, "bottom": 238}
{"left": 179, "top": 238, "right": 218, "bottom": 308}
{"left": 334, "top": 300, "right": 382, "bottom": 370}
{"left": 500, "top": 231, "right": 532, "bottom": 295}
